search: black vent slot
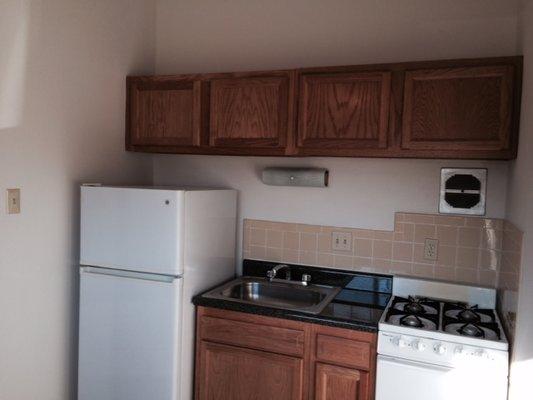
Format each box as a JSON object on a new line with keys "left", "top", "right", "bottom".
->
{"left": 444, "top": 192, "right": 481, "bottom": 209}
{"left": 445, "top": 174, "right": 481, "bottom": 191}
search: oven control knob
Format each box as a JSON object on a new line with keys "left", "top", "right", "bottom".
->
{"left": 434, "top": 343, "right": 447, "bottom": 355}
{"left": 474, "top": 349, "right": 486, "bottom": 358}
{"left": 391, "top": 336, "right": 407, "bottom": 347}
{"left": 454, "top": 346, "right": 464, "bottom": 355}
{"left": 412, "top": 340, "right": 426, "bottom": 351}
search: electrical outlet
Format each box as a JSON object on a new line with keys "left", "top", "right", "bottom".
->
{"left": 332, "top": 232, "right": 352, "bottom": 251}
{"left": 424, "top": 238, "right": 438, "bottom": 261}
{"left": 6, "top": 188, "right": 21, "bottom": 214}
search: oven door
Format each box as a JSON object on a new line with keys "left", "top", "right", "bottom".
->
{"left": 376, "top": 355, "right": 508, "bottom": 400}
{"left": 376, "top": 355, "right": 453, "bottom": 400}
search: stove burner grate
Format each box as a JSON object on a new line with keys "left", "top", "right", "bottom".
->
{"left": 443, "top": 302, "right": 496, "bottom": 324}
{"left": 458, "top": 323, "right": 484, "bottom": 337}
{"left": 400, "top": 314, "right": 424, "bottom": 328}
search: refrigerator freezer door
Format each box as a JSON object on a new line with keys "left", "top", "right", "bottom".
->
{"left": 78, "top": 267, "right": 182, "bottom": 400}
{"left": 80, "top": 186, "right": 184, "bottom": 275}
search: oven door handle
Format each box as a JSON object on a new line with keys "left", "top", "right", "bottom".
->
{"left": 378, "top": 355, "right": 452, "bottom": 373}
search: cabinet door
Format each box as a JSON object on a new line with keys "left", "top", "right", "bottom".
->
{"left": 297, "top": 72, "right": 391, "bottom": 152}
{"left": 127, "top": 78, "right": 202, "bottom": 147}
{"left": 402, "top": 65, "right": 514, "bottom": 152}
{"left": 196, "top": 341, "right": 304, "bottom": 400}
{"left": 209, "top": 75, "right": 291, "bottom": 152}
{"left": 315, "top": 363, "right": 369, "bottom": 400}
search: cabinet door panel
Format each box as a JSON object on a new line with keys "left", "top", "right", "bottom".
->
{"left": 315, "top": 363, "right": 369, "bottom": 400}
{"left": 197, "top": 341, "right": 303, "bottom": 400}
{"left": 402, "top": 65, "right": 514, "bottom": 151}
{"left": 316, "top": 334, "right": 371, "bottom": 370}
{"left": 298, "top": 72, "right": 391, "bottom": 150}
{"left": 209, "top": 76, "right": 290, "bottom": 149}
{"left": 199, "top": 316, "right": 305, "bottom": 356}
{"left": 128, "top": 79, "right": 201, "bottom": 147}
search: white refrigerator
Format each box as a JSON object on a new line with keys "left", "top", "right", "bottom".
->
{"left": 78, "top": 185, "right": 237, "bottom": 400}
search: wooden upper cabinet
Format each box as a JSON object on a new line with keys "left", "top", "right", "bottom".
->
{"left": 402, "top": 65, "right": 515, "bottom": 153}
{"left": 315, "top": 363, "right": 369, "bottom": 400}
{"left": 208, "top": 74, "right": 292, "bottom": 153}
{"left": 126, "top": 57, "right": 522, "bottom": 159}
{"left": 297, "top": 71, "right": 392, "bottom": 153}
{"left": 127, "top": 77, "right": 202, "bottom": 148}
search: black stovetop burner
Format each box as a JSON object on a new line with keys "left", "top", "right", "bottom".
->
{"left": 385, "top": 296, "right": 502, "bottom": 340}
{"left": 442, "top": 303, "right": 501, "bottom": 340}
{"left": 443, "top": 302, "right": 496, "bottom": 324}
{"left": 385, "top": 296, "right": 440, "bottom": 330}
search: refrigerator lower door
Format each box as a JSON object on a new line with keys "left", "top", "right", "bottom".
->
{"left": 78, "top": 267, "right": 182, "bottom": 400}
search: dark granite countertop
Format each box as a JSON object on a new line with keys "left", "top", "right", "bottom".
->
{"left": 193, "top": 260, "right": 392, "bottom": 332}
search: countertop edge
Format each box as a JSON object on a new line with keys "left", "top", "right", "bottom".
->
{"left": 193, "top": 296, "right": 379, "bottom": 333}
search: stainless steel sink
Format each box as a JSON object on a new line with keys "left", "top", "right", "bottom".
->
{"left": 202, "top": 277, "right": 341, "bottom": 314}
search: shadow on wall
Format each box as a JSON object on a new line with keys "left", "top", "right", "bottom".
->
{"left": 0, "top": 0, "right": 29, "bottom": 131}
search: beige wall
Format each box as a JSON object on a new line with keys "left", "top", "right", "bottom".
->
{"left": 153, "top": 0, "right": 520, "bottom": 269}
{"left": 507, "top": 2, "right": 533, "bottom": 399}
{"left": 0, "top": 1, "right": 155, "bottom": 399}
{"left": 155, "top": 0, "right": 519, "bottom": 73}
{"left": 154, "top": 156, "right": 510, "bottom": 269}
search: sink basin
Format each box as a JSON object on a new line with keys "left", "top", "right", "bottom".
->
{"left": 203, "top": 277, "right": 341, "bottom": 315}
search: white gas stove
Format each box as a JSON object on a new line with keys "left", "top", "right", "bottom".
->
{"left": 376, "top": 276, "right": 509, "bottom": 400}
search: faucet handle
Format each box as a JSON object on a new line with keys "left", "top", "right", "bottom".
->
{"left": 266, "top": 270, "right": 276, "bottom": 280}
{"left": 301, "top": 274, "right": 311, "bottom": 285}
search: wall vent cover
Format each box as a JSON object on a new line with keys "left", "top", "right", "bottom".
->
{"left": 439, "top": 168, "right": 487, "bottom": 215}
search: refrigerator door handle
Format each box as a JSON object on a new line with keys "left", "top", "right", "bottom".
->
{"left": 80, "top": 266, "right": 182, "bottom": 283}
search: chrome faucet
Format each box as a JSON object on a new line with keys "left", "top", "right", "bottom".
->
{"left": 266, "top": 264, "right": 291, "bottom": 281}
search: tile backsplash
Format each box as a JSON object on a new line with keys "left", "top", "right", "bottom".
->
{"left": 498, "top": 221, "right": 523, "bottom": 339}
{"left": 243, "top": 212, "right": 523, "bottom": 340}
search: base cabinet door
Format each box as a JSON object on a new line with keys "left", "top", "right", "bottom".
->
{"left": 196, "top": 341, "right": 304, "bottom": 400}
{"left": 315, "top": 363, "right": 369, "bottom": 400}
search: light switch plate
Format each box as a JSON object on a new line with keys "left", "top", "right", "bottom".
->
{"left": 332, "top": 232, "right": 352, "bottom": 251}
{"left": 7, "top": 188, "right": 20, "bottom": 214}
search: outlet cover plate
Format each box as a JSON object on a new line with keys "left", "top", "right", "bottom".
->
{"left": 424, "top": 238, "right": 438, "bottom": 261}
{"left": 332, "top": 232, "right": 352, "bottom": 251}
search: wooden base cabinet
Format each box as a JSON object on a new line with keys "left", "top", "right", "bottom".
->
{"left": 195, "top": 307, "right": 377, "bottom": 400}
{"left": 315, "top": 363, "right": 369, "bottom": 400}
{"left": 197, "top": 341, "right": 304, "bottom": 400}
